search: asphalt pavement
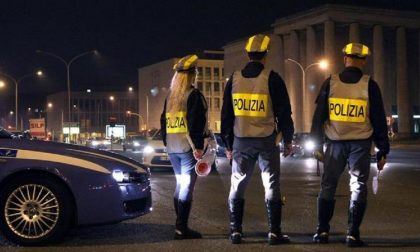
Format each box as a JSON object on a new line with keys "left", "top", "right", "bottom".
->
{"left": 1, "top": 144, "right": 420, "bottom": 251}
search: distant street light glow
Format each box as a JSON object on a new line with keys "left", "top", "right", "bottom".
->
{"left": 286, "top": 58, "right": 329, "bottom": 132}
{"left": 319, "top": 60, "right": 329, "bottom": 70}
{"left": 0, "top": 81, "right": 5, "bottom": 88}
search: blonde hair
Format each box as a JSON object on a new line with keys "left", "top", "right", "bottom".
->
{"left": 167, "top": 71, "right": 195, "bottom": 117}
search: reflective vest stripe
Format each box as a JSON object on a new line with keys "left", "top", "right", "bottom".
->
{"left": 166, "top": 112, "right": 188, "bottom": 133}
{"left": 329, "top": 98, "right": 367, "bottom": 123}
{"left": 232, "top": 93, "right": 268, "bottom": 117}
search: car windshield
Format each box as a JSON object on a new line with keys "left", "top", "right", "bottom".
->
{"left": 0, "top": 127, "right": 14, "bottom": 139}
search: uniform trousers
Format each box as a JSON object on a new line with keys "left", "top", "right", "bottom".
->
{"left": 319, "top": 139, "right": 371, "bottom": 203}
{"left": 169, "top": 151, "right": 198, "bottom": 201}
{"left": 229, "top": 134, "right": 281, "bottom": 202}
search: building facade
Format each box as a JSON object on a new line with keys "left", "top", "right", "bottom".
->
{"left": 224, "top": 4, "right": 420, "bottom": 136}
{"left": 46, "top": 91, "right": 138, "bottom": 142}
{"left": 138, "top": 51, "right": 224, "bottom": 132}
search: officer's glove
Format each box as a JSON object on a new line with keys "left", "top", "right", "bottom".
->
{"left": 313, "top": 145, "right": 325, "bottom": 162}
{"left": 282, "top": 143, "right": 293, "bottom": 157}
{"left": 376, "top": 151, "right": 387, "bottom": 171}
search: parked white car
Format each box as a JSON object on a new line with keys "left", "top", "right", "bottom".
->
{"left": 142, "top": 132, "right": 171, "bottom": 169}
{"left": 142, "top": 130, "right": 218, "bottom": 170}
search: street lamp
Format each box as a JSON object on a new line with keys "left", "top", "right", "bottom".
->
{"left": 37, "top": 49, "right": 98, "bottom": 143}
{"left": 127, "top": 111, "right": 145, "bottom": 130}
{"left": 0, "top": 71, "right": 43, "bottom": 130}
{"left": 286, "top": 58, "right": 329, "bottom": 132}
{"left": 145, "top": 94, "right": 149, "bottom": 130}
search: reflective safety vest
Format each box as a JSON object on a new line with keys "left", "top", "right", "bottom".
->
{"left": 232, "top": 69, "right": 275, "bottom": 137}
{"left": 165, "top": 88, "right": 194, "bottom": 153}
{"left": 324, "top": 74, "right": 373, "bottom": 140}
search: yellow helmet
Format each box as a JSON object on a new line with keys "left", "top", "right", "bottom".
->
{"left": 245, "top": 34, "right": 270, "bottom": 53}
{"left": 342, "top": 43, "right": 370, "bottom": 58}
{"left": 173, "top": 54, "right": 198, "bottom": 72}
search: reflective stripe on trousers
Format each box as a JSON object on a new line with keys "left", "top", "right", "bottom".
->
{"left": 319, "top": 139, "right": 371, "bottom": 202}
{"left": 229, "top": 134, "right": 281, "bottom": 201}
{"left": 169, "top": 151, "right": 198, "bottom": 201}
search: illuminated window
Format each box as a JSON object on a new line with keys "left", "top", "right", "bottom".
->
{"left": 214, "top": 82, "right": 220, "bottom": 92}
{"left": 205, "top": 82, "right": 211, "bottom": 92}
{"left": 214, "top": 68, "right": 220, "bottom": 78}
{"left": 205, "top": 67, "right": 211, "bottom": 79}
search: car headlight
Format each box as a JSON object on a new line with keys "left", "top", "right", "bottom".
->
{"left": 133, "top": 141, "right": 140, "bottom": 146}
{"left": 143, "top": 145, "right": 155, "bottom": 154}
{"left": 374, "top": 147, "right": 379, "bottom": 152}
{"left": 112, "top": 170, "right": 127, "bottom": 182}
{"left": 112, "top": 170, "right": 149, "bottom": 183}
{"left": 304, "top": 140, "right": 315, "bottom": 151}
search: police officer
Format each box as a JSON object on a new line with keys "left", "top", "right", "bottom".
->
{"left": 310, "top": 43, "right": 390, "bottom": 247}
{"left": 221, "top": 34, "right": 294, "bottom": 245}
{"left": 160, "top": 54, "right": 208, "bottom": 240}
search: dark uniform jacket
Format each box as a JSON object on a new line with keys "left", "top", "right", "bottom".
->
{"left": 221, "top": 61, "right": 294, "bottom": 150}
{"left": 311, "top": 66, "right": 390, "bottom": 159}
{"left": 160, "top": 87, "right": 207, "bottom": 150}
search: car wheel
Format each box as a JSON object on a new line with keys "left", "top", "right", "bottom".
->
{"left": 0, "top": 174, "right": 73, "bottom": 246}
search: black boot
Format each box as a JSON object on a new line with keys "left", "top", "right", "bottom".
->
{"left": 266, "top": 200, "right": 290, "bottom": 245}
{"left": 313, "top": 198, "right": 335, "bottom": 244}
{"left": 173, "top": 198, "right": 178, "bottom": 216}
{"left": 346, "top": 201, "right": 367, "bottom": 247}
{"left": 174, "top": 200, "right": 202, "bottom": 240}
{"left": 229, "top": 198, "right": 244, "bottom": 244}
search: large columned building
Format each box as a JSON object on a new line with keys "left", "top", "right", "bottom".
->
{"left": 224, "top": 5, "right": 420, "bottom": 136}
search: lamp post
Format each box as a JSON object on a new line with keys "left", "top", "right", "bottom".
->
{"left": 37, "top": 49, "right": 97, "bottom": 143}
{"left": 0, "top": 71, "right": 43, "bottom": 130}
{"left": 145, "top": 94, "right": 149, "bottom": 131}
{"left": 126, "top": 111, "right": 145, "bottom": 131}
{"left": 286, "top": 58, "right": 329, "bottom": 132}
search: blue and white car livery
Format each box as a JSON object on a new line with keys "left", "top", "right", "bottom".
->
{"left": 0, "top": 128, "right": 152, "bottom": 246}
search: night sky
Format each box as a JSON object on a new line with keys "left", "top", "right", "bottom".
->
{"left": 1, "top": 0, "right": 420, "bottom": 116}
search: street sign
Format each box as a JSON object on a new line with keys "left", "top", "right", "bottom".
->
{"left": 29, "top": 118, "right": 46, "bottom": 139}
{"left": 106, "top": 124, "right": 126, "bottom": 139}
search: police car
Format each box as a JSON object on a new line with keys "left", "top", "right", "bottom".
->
{"left": 0, "top": 127, "right": 152, "bottom": 246}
